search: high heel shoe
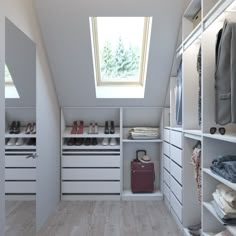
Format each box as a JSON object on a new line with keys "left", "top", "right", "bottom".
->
{"left": 71, "top": 121, "right": 78, "bottom": 134}
{"left": 25, "top": 123, "right": 32, "bottom": 134}
{"left": 110, "top": 121, "right": 115, "bottom": 134}
{"left": 104, "top": 121, "right": 109, "bottom": 134}
{"left": 77, "top": 120, "right": 84, "bottom": 134}
{"left": 30, "top": 122, "right": 36, "bottom": 134}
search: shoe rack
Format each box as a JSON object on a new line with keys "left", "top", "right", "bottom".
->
{"left": 165, "top": 0, "right": 236, "bottom": 235}
{"left": 5, "top": 107, "right": 36, "bottom": 200}
{"left": 61, "top": 107, "right": 163, "bottom": 201}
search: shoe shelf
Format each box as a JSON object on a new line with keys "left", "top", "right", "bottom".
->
{"left": 62, "top": 145, "right": 120, "bottom": 150}
{"left": 203, "top": 168, "right": 236, "bottom": 192}
{"left": 203, "top": 201, "right": 236, "bottom": 235}
{"left": 5, "top": 128, "right": 36, "bottom": 138}
{"left": 5, "top": 145, "right": 36, "bottom": 150}
{"left": 63, "top": 127, "right": 120, "bottom": 138}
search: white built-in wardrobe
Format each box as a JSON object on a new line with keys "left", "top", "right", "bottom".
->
{"left": 163, "top": 0, "right": 236, "bottom": 235}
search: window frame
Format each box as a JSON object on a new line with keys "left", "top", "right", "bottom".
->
{"left": 90, "top": 17, "right": 152, "bottom": 86}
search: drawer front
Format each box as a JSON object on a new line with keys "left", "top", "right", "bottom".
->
{"left": 170, "top": 192, "right": 182, "bottom": 222}
{"left": 164, "top": 183, "right": 170, "bottom": 202}
{"left": 62, "top": 168, "right": 120, "bottom": 180}
{"left": 170, "top": 176, "right": 183, "bottom": 203}
{"left": 170, "top": 145, "right": 182, "bottom": 166}
{"left": 62, "top": 182, "right": 120, "bottom": 194}
{"left": 5, "top": 156, "right": 36, "bottom": 168}
{"left": 170, "top": 130, "right": 182, "bottom": 148}
{"left": 164, "top": 169, "right": 170, "bottom": 187}
{"left": 170, "top": 161, "right": 182, "bottom": 185}
{"left": 5, "top": 181, "right": 36, "bottom": 193}
{"left": 164, "top": 129, "right": 170, "bottom": 142}
{"left": 164, "top": 155, "right": 171, "bottom": 172}
{"left": 5, "top": 169, "right": 36, "bottom": 180}
{"left": 62, "top": 155, "right": 120, "bottom": 168}
{"left": 163, "top": 142, "right": 170, "bottom": 157}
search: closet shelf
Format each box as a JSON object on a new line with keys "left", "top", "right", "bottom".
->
{"left": 203, "top": 0, "right": 235, "bottom": 31}
{"left": 184, "top": 0, "right": 201, "bottom": 18}
{"left": 122, "top": 190, "right": 163, "bottom": 201}
{"left": 183, "top": 23, "right": 201, "bottom": 51}
{"left": 122, "top": 139, "right": 162, "bottom": 143}
{"left": 5, "top": 146, "right": 36, "bottom": 150}
{"left": 203, "top": 201, "right": 236, "bottom": 235}
{"left": 63, "top": 127, "right": 120, "bottom": 138}
{"left": 203, "top": 133, "right": 236, "bottom": 143}
{"left": 203, "top": 168, "right": 236, "bottom": 191}
{"left": 5, "top": 128, "right": 36, "bottom": 138}
{"left": 62, "top": 145, "right": 120, "bottom": 150}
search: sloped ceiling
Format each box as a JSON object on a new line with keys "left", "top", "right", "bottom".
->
{"left": 35, "top": 0, "right": 186, "bottom": 107}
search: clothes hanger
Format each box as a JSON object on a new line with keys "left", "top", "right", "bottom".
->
{"left": 193, "top": 140, "right": 201, "bottom": 150}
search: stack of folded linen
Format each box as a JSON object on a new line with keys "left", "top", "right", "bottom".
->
{"left": 211, "top": 184, "right": 236, "bottom": 224}
{"left": 210, "top": 155, "right": 236, "bottom": 183}
{"left": 128, "top": 127, "right": 160, "bottom": 140}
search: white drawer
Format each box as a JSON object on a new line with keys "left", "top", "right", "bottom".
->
{"left": 5, "top": 181, "right": 36, "bottom": 193}
{"left": 170, "top": 145, "right": 182, "bottom": 166}
{"left": 62, "top": 168, "right": 120, "bottom": 180}
{"left": 164, "top": 129, "right": 170, "bottom": 142}
{"left": 170, "top": 161, "right": 182, "bottom": 185}
{"left": 170, "top": 176, "right": 182, "bottom": 203}
{"left": 170, "top": 192, "right": 182, "bottom": 222}
{"left": 5, "top": 169, "right": 36, "bottom": 180}
{"left": 62, "top": 155, "right": 120, "bottom": 168}
{"left": 163, "top": 142, "right": 170, "bottom": 157}
{"left": 164, "top": 169, "right": 170, "bottom": 187}
{"left": 170, "top": 130, "right": 182, "bottom": 148}
{"left": 164, "top": 183, "right": 170, "bottom": 202}
{"left": 164, "top": 155, "right": 171, "bottom": 172}
{"left": 5, "top": 156, "right": 36, "bottom": 168}
{"left": 62, "top": 181, "right": 120, "bottom": 194}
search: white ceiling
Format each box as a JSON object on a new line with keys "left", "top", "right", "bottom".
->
{"left": 35, "top": 0, "right": 186, "bottom": 107}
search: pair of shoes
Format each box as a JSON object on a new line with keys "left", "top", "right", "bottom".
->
{"left": 25, "top": 123, "right": 36, "bottom": 134}
{"left": 102, "top": 138, "right": 117, "bottom": 146}
{"left": 88, "top": 123, "right": 98, "bottom": 134}
{"left": 75, "top": 138, "right": 84, "bottom": 146}
{"left": 67, "top": 138, "right": 75, "bottom": 146}
{"left": 6, "top": 138, "right": 36, "bottom": 146}
{"left": 84, "top": 138, "right": 98, "bottom": 146}
{"left": 9, "top": 121, "right": 21, "bottom": 134}
{"left": 71, "top": 121, "right": 84, "bottom": 134}
{"left": 104, "top": 121, "right": 115, "bottom": 134}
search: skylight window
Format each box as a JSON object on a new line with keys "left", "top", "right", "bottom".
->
{"left": 90, "top": 17, "right": 152, "bottom": 86}
{"left": 5, "top": 64, "right": 20, "bottom": 98}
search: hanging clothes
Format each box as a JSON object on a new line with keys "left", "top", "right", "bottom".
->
{"left": 197, "top": 46, "right": 201, "bottom": 125}
{"left": 176, "top": 60, "right": 182, "bottom": 125}
{"left": 192, "top": 141, "right": 201, "bottom": 204}
{"left": 215, "top": 19, "right": 236, "bottom": 125}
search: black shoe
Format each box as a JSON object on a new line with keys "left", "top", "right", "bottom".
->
{"left": 26, "top": 138, "right": 35, "bottom": 146}
{"left": 84, "top": 138, "right": 91, "bottom": 146}
{"left": 110, "top": 121, "right": 115, "bottom": 134}
{"left": 67, "top": 138, "right": 75, "bottom": 146}
{"left": 9, "top": 121, "right": 16, "bottom": 134}
{"left": 14, "top": 121, "right": 21, "bottom": 134}
{"left": 104, "top": 121, "right": 109, "bottom": 134}
{"left": 91, "top": 138, "right": 98, "bottom": 146}
{"left": 75, "top": 138, "right": 83, "bottom": 146}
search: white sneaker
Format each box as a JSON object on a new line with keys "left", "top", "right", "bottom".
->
{"left": 16, "top": 138, "right": 25, "bottom": 146}
{"left": 88, "top": 123, "right": 93, "bottom": 134}
{"left": 7, "top": 138, "right": 17, "bottom": 146}
{"left": 102, "top": 138, "right": 109, "bottom": 146}
{"left": 109, "top": 138, "right": 117, "bottom": 146}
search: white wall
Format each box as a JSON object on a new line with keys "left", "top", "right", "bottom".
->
{"left": 0, "top": 3, "right": 5, "bottom": 235}
{"left": 3, "top": 0, "right": 61, "bottom": 231}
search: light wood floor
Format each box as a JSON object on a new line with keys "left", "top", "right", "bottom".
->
{"left": 5, "top": 200, "right": 36, "bottom": 236}
{"left": 38, "top": 201, "right": 183, "bottom": 236}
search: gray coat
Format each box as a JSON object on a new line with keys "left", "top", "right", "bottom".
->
{"left": 215, "top": 19, "right": 236, "bottom": 125}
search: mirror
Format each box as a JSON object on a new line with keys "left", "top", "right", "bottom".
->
{"left": 5, "top": 18, "right": 36, "bottom": 235}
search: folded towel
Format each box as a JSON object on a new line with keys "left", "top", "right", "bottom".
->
{"left": 217, "top": 184, "right": 236, "bottom": 208}
{"left": 213, "top": 192, "right": 236, "bottom": 215}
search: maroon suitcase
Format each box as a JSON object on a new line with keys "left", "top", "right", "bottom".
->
{"left": 131, "top": 150, "right": 155, "bottom": 193}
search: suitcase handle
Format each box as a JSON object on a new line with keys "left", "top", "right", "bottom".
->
{"left": 136, "top": 150, "right": 147, "bottom": 161}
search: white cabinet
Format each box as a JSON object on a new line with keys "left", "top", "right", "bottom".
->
{"left": 170, "top": 192, "right": 182, "bottom": 222}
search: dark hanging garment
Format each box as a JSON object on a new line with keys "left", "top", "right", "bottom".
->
{"left": 215, "top": 20, "right": 236, "bottom": 125}
{"left": 176, "top": 60, "right": 182, "bottom": 125}
{"left": 197, "top": 46, "right": 201, "bottom": 125}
